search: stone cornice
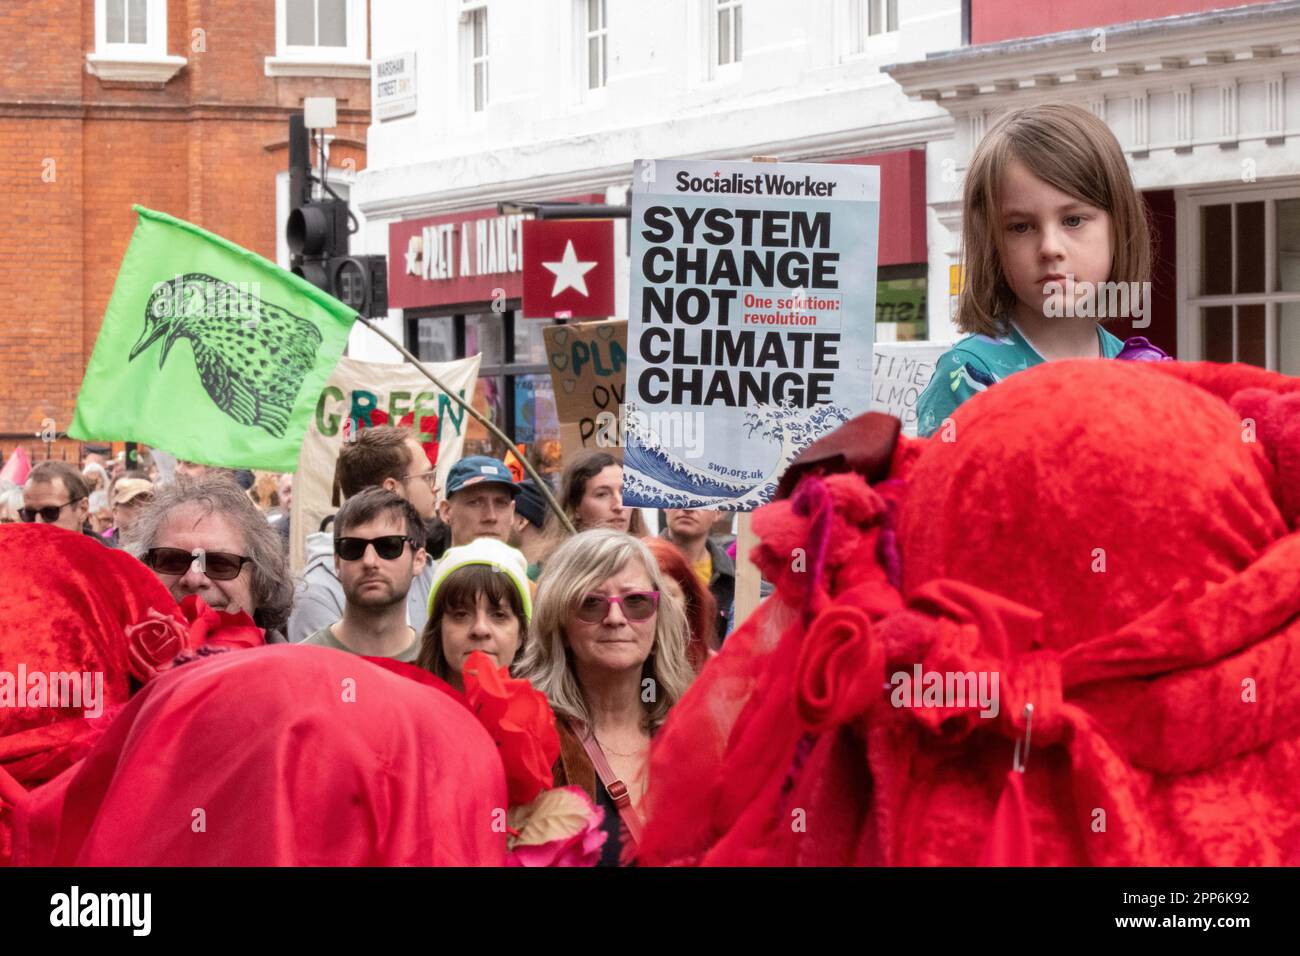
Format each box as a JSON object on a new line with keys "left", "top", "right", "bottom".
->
{"left": 884, "top": 0, "right": 1300, "bottom": 109}
{"left": 358, "top": 114, "right": 953, "bottom": 220}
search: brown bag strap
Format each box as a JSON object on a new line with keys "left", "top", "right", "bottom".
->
{"left": 570, "top": 720, "right": 644, "bottom": 847}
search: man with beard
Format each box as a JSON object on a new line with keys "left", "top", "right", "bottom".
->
{"left": 301, "top": 487, "right": 428, "bottom": 662}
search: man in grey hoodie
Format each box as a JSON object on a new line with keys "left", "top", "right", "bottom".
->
{"left": 288, "top": 426, "right": 439, "bottom": 644}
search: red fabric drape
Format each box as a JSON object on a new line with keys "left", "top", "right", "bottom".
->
{"left": 11, "top": 645, "right": 508, "bottom": 866}
{"left": 641, "top": 360, "right": 1300, "bottom": 866}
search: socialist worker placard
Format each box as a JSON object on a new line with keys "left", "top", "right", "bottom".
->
{"left": 622, "top": 159, "right": 880, "bottom": 510}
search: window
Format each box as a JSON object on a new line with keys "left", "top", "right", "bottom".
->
{"left": 875, "top": 264, "right": 929, "bottom": 342}
{"left": 269, "top": 0, "right": 368, "bottom": 76}
{"left": 105, "top": 0, "right": 148, "bottom": 45}
{"left": 1187, "top": 189, "right": 1300, "bottom": 374}
{"left": 585, "top": 0, "right": 608, "bottom": 91}
{"left": 715, "top": 0, "right": 742, "bottom": 67}
{"left": 408, "top": 310, "right": 563, "bottom": 476}
{"left": 286, "top": 0, "right": 348, "bottom": 48}
{"left": 463, "top": 3, "right": 490, "bottom": 112}
{"left": 89, "top": 0, "right": 185, "bottom": 82}
{"left": 842, "top": 0, "right": 897, "bottom": 60}
{"left": 868, "top": 0, "right": 898, "bottom": 36}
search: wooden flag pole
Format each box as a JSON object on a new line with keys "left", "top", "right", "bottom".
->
{"left": 356, "top": 315, "right": 576, "bottom": 535}
{"left": 731, "top": 155, "right": 780, "bottom": 628}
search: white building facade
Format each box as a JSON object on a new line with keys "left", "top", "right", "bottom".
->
{"left": 355, "top": 0, "right": 962, "bottom": 472}
{"left": 886, "top": 0, "right": 1300, "bottom": 372}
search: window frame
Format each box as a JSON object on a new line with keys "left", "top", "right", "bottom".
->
{"left": 867, "top": 0, "right": 898, "bottom": 37}
{"left": 1181, "top": 183, "right": 1300, "bottom": 371}
{"left": 273, "top": 0, "right": 369, "bottom": 64}
{"left": 584, "top": 0, "right": 609, "bottom": 93}
{"left": 461, "top": 2, "right": 490, "bottom": 113}
{"left": 713, "top": 0, "right": 743, "bottom": 71}
{"left": 93, "top": 0, "right": 169, "bottom": 59}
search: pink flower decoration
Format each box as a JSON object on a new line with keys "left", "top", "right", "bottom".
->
{"left": 507, "top": 786, "right": 608, "bottom": 867}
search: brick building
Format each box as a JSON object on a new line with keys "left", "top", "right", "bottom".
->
{"left": 0, "top": 0, "right": 371, "bottom": 467}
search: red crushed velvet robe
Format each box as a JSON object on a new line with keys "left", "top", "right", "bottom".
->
{"left": 640, "top": 359, "right": 1300, "bottom": 866}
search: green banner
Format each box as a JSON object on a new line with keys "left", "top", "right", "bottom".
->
{"left": 70, "top": 206, "right": 357, "bottom": 471}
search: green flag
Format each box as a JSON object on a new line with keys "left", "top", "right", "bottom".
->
{"left": 70, "top": 206, "right": 357, "bottom": 471}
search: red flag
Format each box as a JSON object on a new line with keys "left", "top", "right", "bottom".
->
{"left": 0, "top": 446, "right": 31, "bottom": 484}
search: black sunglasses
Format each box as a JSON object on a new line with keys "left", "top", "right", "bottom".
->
{"left": 145, "top": 547, "right": 251, "bottom": 581}
{"left": 19, "top": 496, "right": 84, "bottom": 523}
{"left": 335, "top": 535, "right": 412, "bottom": 562}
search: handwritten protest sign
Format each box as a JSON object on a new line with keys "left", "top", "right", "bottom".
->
{"left": 543, "top": 320, "right": 627, "bottom": 463}
{"left": 289, "top": 355, "right": 480, "bottom": 572}
{"left": 622, "top": 158, "right": 879, "bottom": 509}
{"left": 869, "top": 342, "right": 946, "bottom": 437}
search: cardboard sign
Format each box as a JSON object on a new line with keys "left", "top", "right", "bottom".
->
{"left": 289, "top": 355, "right": 480, "bottom": 572}
{"left": 542, "top": 320, "right": 627, "bottom": 463}
{"left": 869, "top": 342, "right": 947, "bottom": 437}
{"left": 623, "top": 158, "right": 880, "bottom": 510}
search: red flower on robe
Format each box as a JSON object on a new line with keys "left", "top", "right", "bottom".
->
{"left": 795, "top": 603, "right": 884, "bottom": 732}
{"left": 124, "top": 608, "right": 191, "bottom": 683}
{"left": 461, "top": 650, "right": 560, "bottom": 806}
{"left": 125, "top": 596, "right": 264, "bottom": 684}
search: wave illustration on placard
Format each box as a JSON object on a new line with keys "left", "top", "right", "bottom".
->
{"left": 623, "top": 400, "right": 849, "bottom": 510}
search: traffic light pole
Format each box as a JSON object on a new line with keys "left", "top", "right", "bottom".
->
{"left": 353, "top": 314, "right": 576, "bottom": 536}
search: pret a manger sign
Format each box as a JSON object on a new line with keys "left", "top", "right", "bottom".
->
{"left": 405, "top": 213, "right": 525, "bottom": 282}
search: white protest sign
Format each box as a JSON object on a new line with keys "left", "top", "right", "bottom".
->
{"left": 623, "top": 158, "right": 880, "bottom": 510}
{"left": 289, "top": 355, "right": 480, "bottom": 572}
{"left": 870, "top": 342, "right": 947, "bottom": 437}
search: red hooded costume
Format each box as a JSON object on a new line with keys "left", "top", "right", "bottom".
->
{"left": 0, "top": 525, "right": 176, "bottom": 788}
{"left": 0, "top": 523, "right": 510, "bottom": 866}
{"left": 8, "top": 645, "right": 508, "bottom": 866}
{"left": 639, "top": 359, "right": 1300, "bottom": 866}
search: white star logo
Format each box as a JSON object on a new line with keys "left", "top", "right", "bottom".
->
{"left": 404, "top": 236, "right": 423, "bottom": 276}
{"left": 542, "top": 240, "right": 598, "bottom": 297}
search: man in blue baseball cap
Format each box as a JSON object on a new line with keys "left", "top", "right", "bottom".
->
{"left": 437, "top": 455, "right": 519, "bottom": 549}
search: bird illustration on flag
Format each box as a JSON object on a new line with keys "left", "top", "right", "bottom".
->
{"left": 131, "top": 274, "right": 324, "bottom": 438}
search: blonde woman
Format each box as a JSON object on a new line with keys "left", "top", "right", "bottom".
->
{"left": 518, "top": 528, "right": 693, "bottom": 865}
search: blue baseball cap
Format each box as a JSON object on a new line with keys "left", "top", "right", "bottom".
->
{"left": 445, "top": 455, "right": 520, "bottom": 497}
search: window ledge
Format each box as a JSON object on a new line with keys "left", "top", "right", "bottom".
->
{"left": 85, "top": 52, "right": 187, "bottom": 84}
{"left": 264, "top": 56, "right": 370, "bottom": 79}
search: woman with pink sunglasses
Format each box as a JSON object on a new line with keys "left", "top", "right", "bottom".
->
{"left": 518, "top": 528, "right": 694, "bottom": 865}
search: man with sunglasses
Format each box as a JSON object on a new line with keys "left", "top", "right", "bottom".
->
{"left": 300, "top": 488, "right": 428, "bottom": 661}
{"left": 132, "top": 475, "right": 294, "bottom": 641}
{"left": 21, "top": 461, "right": 95, "bottom": 538}
{"left": 290, "top": 426, "right": 439, "bottom": 644}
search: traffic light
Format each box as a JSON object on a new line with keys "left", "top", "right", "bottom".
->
{"left": 285, "top": 112, "right": 389, "bottom": 317}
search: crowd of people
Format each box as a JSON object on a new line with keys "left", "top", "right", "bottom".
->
{"left": 3, "top": 103, "right": 1299, "bottom": 869}
{"left": 0, "top": 428, "right": 742, "bottom": 866}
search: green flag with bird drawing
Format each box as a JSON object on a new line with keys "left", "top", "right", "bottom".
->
{"left": 70, "top": 206, "right": 357, "bottom": 471}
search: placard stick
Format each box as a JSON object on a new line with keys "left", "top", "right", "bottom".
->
{"left": 357, "top": 315, "right": 575, "bottom": 535}
{"left": 732, "top": 155, "right": 780, "bottom": 629}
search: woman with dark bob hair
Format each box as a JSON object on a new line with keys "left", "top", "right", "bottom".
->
{"left": 417, "top": 537, "right": 533, "bottom": 692}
